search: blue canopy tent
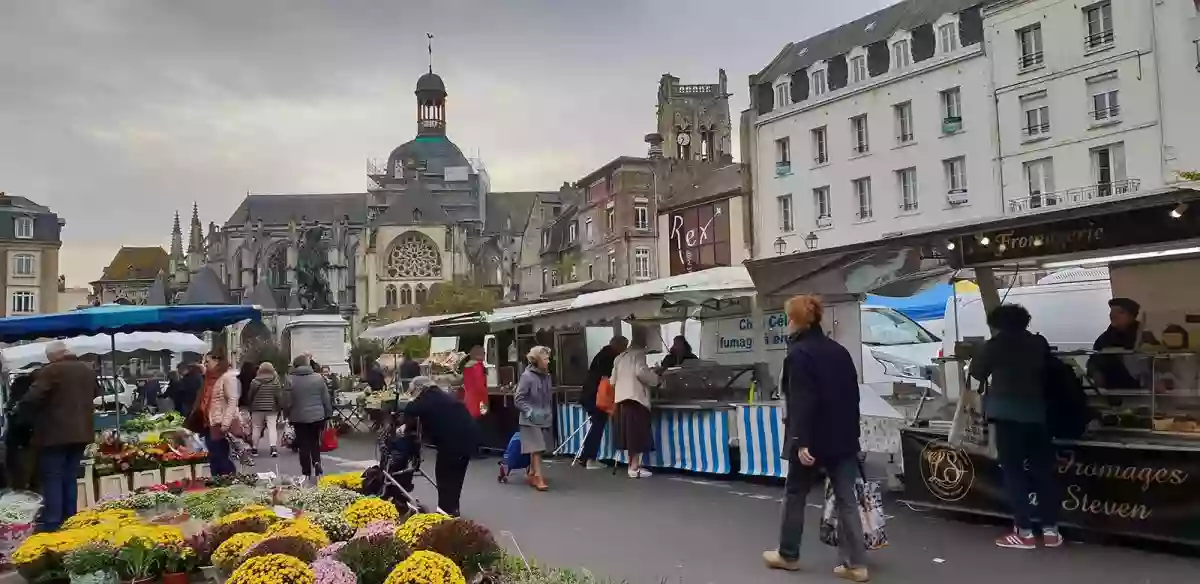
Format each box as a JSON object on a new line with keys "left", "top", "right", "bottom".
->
{"left": 866, "top": 284, "right": 954, "bottom": 322}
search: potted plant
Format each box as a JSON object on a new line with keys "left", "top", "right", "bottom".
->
{"left": 63, "top": 542, "right": 120, "bottom": 584}
{"left": 115, "top": 538, "right": 163, "bottom": 584}
{"left": 158, "top": 544, "right": 196, "bottom": 584}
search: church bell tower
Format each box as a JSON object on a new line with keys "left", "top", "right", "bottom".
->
{"left": 657, "top": 69, "right": 733, "bottom": 162}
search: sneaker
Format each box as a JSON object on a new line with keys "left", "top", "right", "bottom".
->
{"left": 761, "top": 550, "right": 800, "bottom": 572}
{"left": 995, "top": 530, "right": 1036, "bottom": 549}
{"left": 833, "top": 564, "right": 870, "bottom": 582}
{"left": 627, "top": 468, "right": 653, "bottom": 479}
{"left": 251, "top": 448, "right": 259, "bottom": 456}
{"left": 270, "top": 447, "right": 279, "bottom": 458}
{"left": 585, "top": 460, "right": 605, "bottom": 470}
{"left": 1042, "top": 528, "right": 1064, "bottom": 548}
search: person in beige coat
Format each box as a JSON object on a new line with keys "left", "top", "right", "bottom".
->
{"left": 611, "top": 339, "right": 659, "bottom": 478}
{"left": 198, "top": 352, "right": 241, "bottom": 476}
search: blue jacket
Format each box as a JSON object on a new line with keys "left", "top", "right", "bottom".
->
{"left": 781, "top": 326, "right": 861, "bottom": 463}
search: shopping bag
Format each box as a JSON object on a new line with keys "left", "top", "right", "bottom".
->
{"left": 320, "top": 425, "right": 339, "bottom": 452}
{"left": 818, "top": 470, "right": 888, "bottom": 551}
{"left": 596, "top": 376, "right": 615, "bottom": 414}
{"left": 948, "top": 386, "right": 998, "bottom": 458}
{"left": 281, "top": 424, "right": 296, "bottom": 448}
{"left": 502, "top": 432, "right": 531, "bottom": 471}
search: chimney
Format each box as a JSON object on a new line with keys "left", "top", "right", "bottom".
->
{"left": 644, "top": 133, "right": 664, "bottom": 160}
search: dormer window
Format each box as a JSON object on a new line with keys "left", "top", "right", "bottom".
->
{"left": 413, "top": 209, "right": 422, "bottom": 222}
{"left": 14, "top": 217, "right": 32, "bottom": 239}
{"left": 775, "top": 80, "right": 791, "bottom": 108}
{"left": 850, "top": 55, "right": 868, "bottom": 84}
{"left": 811, "top": 69, "right": 828, "bottom": 97}
{"left": 938, "top": 22, "right": 959, "bottom": 54}
{"left": 892, "top": 39, "right": 912, "bottom": 70}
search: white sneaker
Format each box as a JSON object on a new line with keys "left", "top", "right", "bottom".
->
{"left": 627, "top": 468, "right": 653, "bottom": 478}
{"left": 585, "top": 461, "right": 605, "bottom": 470}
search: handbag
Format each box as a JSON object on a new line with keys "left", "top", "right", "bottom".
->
{"left": 949, "top": 382, "right": 998, "bottom": 459}
{"left": 320, "top": 423, "right": 339, "bottom": 452}
{"left": 596, "top": 376, "right": 615, "bottom": 414}
{"left": 818, "top": 463, "right": 888, "bottom": 551}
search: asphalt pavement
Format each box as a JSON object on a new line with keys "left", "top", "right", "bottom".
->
{"left": 250, "top": 433, "right": 1198, "bottom": 584}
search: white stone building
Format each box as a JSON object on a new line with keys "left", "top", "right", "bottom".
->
{"left": 746, "top": 0, "right": 997, "bottom": 258}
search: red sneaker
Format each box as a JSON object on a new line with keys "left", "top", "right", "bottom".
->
{"left": 995, "top": 530, "right": 1036, "bottom": 550}
{"left": 1042, "top": 529, "right": 1064, "bottom": 548}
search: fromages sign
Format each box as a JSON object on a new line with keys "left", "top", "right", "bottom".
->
{"left": 715, "top": 312, "right": 790, "bottom": 354}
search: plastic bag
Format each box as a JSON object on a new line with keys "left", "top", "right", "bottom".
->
{"left": 0, "top": 490, "right": 42, "bottom": 562}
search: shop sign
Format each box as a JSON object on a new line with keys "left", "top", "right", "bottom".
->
{"left": 957, "top": 203, "right": 1200, "bottom": 265}
{"left": 669, "top": 200, "right": 731, "bottom": 276}
{"left": 714, "top": 312, "right": 790, "bottom": 354}
{"left": 901, "top": 429, "right": 1200, "bottom": 545}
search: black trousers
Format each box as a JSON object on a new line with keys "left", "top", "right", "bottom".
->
{"left": 580, "top": 405, "right": 608, "bottom": 462}
{"left": 434, "top": 452, "right": 471, "bottom": 516}
{"left": 292, "top": 421, "right": 325, "bottom": 477}
{"left": 994, "top": 420, "right": 1060, "bottom": 530}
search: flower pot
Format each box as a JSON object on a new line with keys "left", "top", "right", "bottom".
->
{"left": 162, "top": 572, "right": 189, "bottom": 584}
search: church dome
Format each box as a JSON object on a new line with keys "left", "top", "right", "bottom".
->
{"left": 387, "top": 135, "right": 470, "bottom": 177}
{"left": 415, "top": 72, "right": 446, "bottom": 94}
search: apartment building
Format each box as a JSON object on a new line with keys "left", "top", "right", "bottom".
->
{"left": 747, "top": 0, "right": 996, "bottom": 257}
{"left": 570, "top": 157, "right": 658, "bottom": 289}
{"left": 985, "top": 0, "right": 1200, "bottom": 214}
{"left": 0, "top": 192, "right": 63, "bottom": 316}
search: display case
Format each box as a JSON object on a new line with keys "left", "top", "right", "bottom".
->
{"left": 1058, "top": 350, "right": 1200, "bottom": 436}
{"left": 653, "top": 362, "right": 772, "bottom": 404}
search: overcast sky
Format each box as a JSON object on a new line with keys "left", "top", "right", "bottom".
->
{"left": 0, "top": 0, "right": 897, "bottom": 287}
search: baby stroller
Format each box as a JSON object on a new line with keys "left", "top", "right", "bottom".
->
{"left": 361, "top": 410, "right": 439, "bottom": 515}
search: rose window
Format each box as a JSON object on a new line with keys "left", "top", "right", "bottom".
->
{"left": 385, "top": 232, "right": 442, "bottom": 279}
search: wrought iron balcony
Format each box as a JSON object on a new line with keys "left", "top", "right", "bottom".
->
{"left": 1019, "top": 51, "right": 1044, "bottom": 70}
{"left": 946, "top": 189, "right": 969, "bottom": 205}
{"left": 901, "top": 201, "right": 919, "bottom": 213}
{"left": 1022, "top": 123, "right": 1050, "bottom": 137}
{"left": 942, "top": 116, "right": 963, "bottom": 134}
{"left": 1007, "top": 178, "right": 1141, "bottom": 214}
{"left": 815, "top": 215, "right": 833, "bottom": 228}
{"left": 775, "top": 161, "right": 792, "bottom": 176}
{"left": 1091, "top": 105, "right": 1121, "bottom": 121}
{"left": 1085, "top": 29, "right": 1115, "bottom": 50}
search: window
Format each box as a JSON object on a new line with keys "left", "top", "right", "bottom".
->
{"left": 13, "top": 253, "right": 35, "bottom": 276}
{"left": 542, "top": 231, "right": 550, "bottom": 249}
{"left": 892, "top": 39, "right": 911, "bottom": 69}
{"left": 551, "top": 205, "right": 561, "bottom": 217}
{"left": 941, "top": 88, "right": 963, "bottom": 133}
{"left": 897, "top": 168, "right": 918, "bottom": 212}
{"left": 850, "top": 115, "right": 869, "bottom": 154}
{"left": 400, "top": 284, "right": 413, "bottom": 305}
{"left": 850, "top": 56, "right": 867, "bottom": 83}
{"left": 1085, "top": 2, "right": 1114, "bottom": 50}
{"left": 853, "top": 178, "right": 873, "bottom": 220}
{"left": 1092, "top": 89, "right": 1120, "bottom": 121}
{"left": 1018, "top": 25, "right": 1044, "bottom": 69}
{"left": 938, "top": 23, "right": 959, "bottom": 54}
{"left": 551, "top": 270, "right": 559, "bottom": 287}
{"left": 1091, "top": 143, "right": 1127, "bottom": 194}
{"left": 775, "top": 137, "right": 791, "bottom": 175}
{"left": 568, "top": 222, "right": 577, "bottom": 242}
{"left": 1024, "top": 158, "right": 1056, "bottom": 205}
{"left": 812, "top": 127, "right": 828, "bottom": 164}
{"left": 894, "top": 102, "right": 914, "bottom": 143}
{"left": 861, "top": 307, "right": 938, "bottom": 346}
{"left": 585, "top": 217, "right": 593, "bottom": 241}
{"left": 587, "top": 263, "right": 594, "bottom": 280}
{"left": 11, "top": 291, "right": 34, "bottom": 314}
{"left": 944, "top": 157, "right": 968, "bottom": 193}
{"left": 569, "top": 265, "right": 577, "bottom": 281}
{"left": 606, "top": 208, "right": 615, "bottom": 233}
{"left": 634, "top": 248, "right": 651, "bottom": 280}
{"left": 542, "top": 269, "right": 548, "bottom": 291}
{"left": 608, "top": 253, "right": 617, "bottom": 283}
{"left": 813, "top": 187, "right": 831, "bottom": 227}
{"left": 668, "top": 200, "right": 732, "bottom": 275}
{"left": 14, "top": 217, "right": 32, "bottom": 240}
{"left": 775, "top": 81, "right": 791, "bottom": 108}
{"left": 384, "top": 284, "right": 397, "bottom": 307}
{"left": 1023, "top": 97, "right": 1050, "bottom": 137}
{"left": 811, "top": 69, "right": 828, "bottom": 96}
{"left": 634, "top": 205, "right": 649, "bottom": 230}
{"left": 778, "top": 194, "right": 794, "bottom": 233}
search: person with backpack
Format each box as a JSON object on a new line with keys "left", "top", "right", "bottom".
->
{"left": 576, "top": 335, "right": 627, "bottom": 470}
{"left": 969, "top": 303, "right": 1063, "bottom": 550}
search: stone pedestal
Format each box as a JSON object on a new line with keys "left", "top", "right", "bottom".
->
{"left": 282, "top": 314, "right": 350, "bottom": 375}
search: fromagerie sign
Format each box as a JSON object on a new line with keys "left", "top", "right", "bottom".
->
{"left": 715, "top": 313, "right": 790, "bottom": 354}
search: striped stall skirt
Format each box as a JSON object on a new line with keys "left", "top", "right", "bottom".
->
{"left": 555, "top": 403, "right": 732, "bottom": 474}
{"left": 737, "top": 404, "right": 789, "bottom": 478}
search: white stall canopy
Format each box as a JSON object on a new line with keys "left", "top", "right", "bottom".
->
{"left": 1, "top": 331, "right": 210, "bottom": 370}
{"left": 534, "top": 266, "right": 756, "bottom": 329}
{"left": 359, "top": 313, "right": 474, "bottom": 340}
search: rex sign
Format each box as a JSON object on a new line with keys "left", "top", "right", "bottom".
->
{"left": 714, "top": 312, "right": 790, "bottom": 354}
{"left": 668, "top": 200, "right": 731, "bottom": 276}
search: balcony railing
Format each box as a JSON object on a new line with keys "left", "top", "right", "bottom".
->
{"left": 852, "top": 143, "right": 869, "bottom": 155}
{"left": 775, "top": 161, "right": 792, "bottom": 176}
{"left": 367, "top": 158, "right": 390, "bottom": 176}
{"left": 815, "top": 215, "right": 832, "bottom": 228}
{"left": 1091, "top": 105, "right": 1121, "bottom": 121}
{"left": 942, "top": 116, "right": 963, "bottom": 134}
{"left": 1022, "top": 123, "right": 1051, "bottom": 137}
{"left": 1019, "top": 51, "right": 1044, "bottom": 70}
{"left": 901, "top": 201, "right": 919, "bottom": 212}
{"left": 1007, "top": 178, "right": 1141, "bottom": 214}
{"left": 1085, "top": 29, "right": 1115, "bottom": 50}
{"left": 814, "top": 154, "right": 828, "bottom": 165}
{"left": 946, "top": 189, "right": 969, "bottom": 205}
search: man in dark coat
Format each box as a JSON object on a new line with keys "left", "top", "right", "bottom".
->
{"left": 17, "top": 342, "right": 99, "bottom": 531}
{"left": 1087, "top": 297, "right": 1143, "bottom": 389}
{"left": 763, "top": 295, "right": 868, "bottom": 582}
{"left": 403, "top": 376, "right": 479, "bottom": 516}
{"left": 177, "top": 362, "right": 203, "bottom": 418}
{"left": 576, "top": 336, "right": 627, "bottom": 469}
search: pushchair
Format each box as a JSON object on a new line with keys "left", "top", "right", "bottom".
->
{"left": 361, "top": 410, "right": 441, "bottom": 515}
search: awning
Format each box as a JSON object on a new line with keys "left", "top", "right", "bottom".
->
{"left": 532, "top": 266, "right": 757, "bottom": 329}
{"left": 486, "top": 299, "right": 574, "bottom": 326}
{"left": 359, "top": 312, "right": 474, "bottom": 340}
{"left": 2, "top": 332, "right": 210, "bottom": 371}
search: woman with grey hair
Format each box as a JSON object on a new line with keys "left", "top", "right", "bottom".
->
{"left": 515, "top": 346, "right": 554, "bottom": 491}
{"left": 403, "top": 375, "right": 479, "bottom": 516}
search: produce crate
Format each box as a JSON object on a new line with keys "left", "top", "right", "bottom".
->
{"left": 130, "top": 469, "right": 162, "bottom": 490}
{"left": 96, "top": 473, "right": 127, "bottom": 500}
{"left": 192, "top": 463, "right": 211, "bottom": 480}
{"left": 163, "top": 465, "right": 191, "bottom": 484}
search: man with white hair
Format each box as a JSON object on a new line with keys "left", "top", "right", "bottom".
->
{"left": 18, "top": 340, "right": 99, "bottom": 531}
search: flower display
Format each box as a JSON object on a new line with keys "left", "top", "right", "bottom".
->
{"left": 311, "top": 558, "right": 356, "bottom": 584}
{"left": 395, "top": 514, "right": 449, "bottom": 547}
{"left": 212, "top": 532, "right": 266, "bottom": 572}
{"left": 97, "top": 490, "right": 180, "bottom": 511}
{"left": 107, "top": 524, "right": 186, "bottom": 548}
{"left": 226, "top": 553, "right": 315, "bottom": 584}
{"left": 354, "top": 520, "right": 399, "bottom": 541}
{"left": 383, "top": 551, "right": 465, "bottom": 584}
{"left": 336, "top": 533, "right": 410, "bottom": 584}
{"left": 240, "top": 535, "right": 320, "bottom": 565}
{"left": 264, "top": 518, "right": 331, "bottom": 548}
{"left": 342, "top": 497, "right": 399, "bottom": 529}
{"left": 288, "top": 487, "right": 364, "bottom": 514}
{"left": 309, "top": 513, "right": 355, "bottom": 542}
{"left": 317, "top": 542, "right": 347, "bottom": 559}
{"left": 318, "top": 472, "right": 364, "bottom": 491}
{"left": 62, "top": 509, "right": 138, "bottom": 529}
{"left": 411, "top": 519, "right": 501, "bottom": 577}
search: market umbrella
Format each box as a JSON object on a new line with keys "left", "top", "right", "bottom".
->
{"left": 0, "top": 331, "right": 211, "bottom": 371}
{"left": 0, "top": 304, "right": 261, "bottom": 343}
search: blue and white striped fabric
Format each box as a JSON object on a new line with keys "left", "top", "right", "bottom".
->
{"left": 555, "top": 403, "right": 731, "bottom": 474}
{"left": 737, "top": 404, "right": 789, "bottom": 478}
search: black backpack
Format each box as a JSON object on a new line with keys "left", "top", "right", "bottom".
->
{"left": 1044, "top": 349, "right": 1091, "bottom": 439}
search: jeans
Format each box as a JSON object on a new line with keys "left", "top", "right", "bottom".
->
{"left": 38, "top": 443, "right": 86, "bottom": 532}
{"left": 205, "top": 433, "right": 236, "bottom": 476}
{"left": 778, "top": 455, "right": 866, "bottom": 567}
{"left": 580, "top": 406, "right": 608, "bottom": 462}
{"left": 293, "top": 421, "right": 325, "bottom": 477}
{"left": 251, "top": 411, "right": 279, "bottom": 449}
{"left": 434, "top": 452, "right": 471, "bottom": 516}
{"left": 994, "top": 420, "right": 1060, "bottom": 530}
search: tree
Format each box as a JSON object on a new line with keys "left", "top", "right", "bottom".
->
{"left": 349, "top": 339, "right": 384, "bottom": 374}
{"left": 419, "top": 279, "right": 497, "bottom": 316}
{"left": 1178, "top": 170, "right": 1200, "bottom": 182}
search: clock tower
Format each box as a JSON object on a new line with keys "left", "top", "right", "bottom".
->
{"left": 656, "top": 70, "right": 732, "bottom": 162}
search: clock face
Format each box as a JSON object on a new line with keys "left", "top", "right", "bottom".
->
{"left": 677, "top": 133, "right": 691, "bottom": 146}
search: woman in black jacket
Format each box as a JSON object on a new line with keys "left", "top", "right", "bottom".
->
{"left": 404, "top": 377, "right": 479, "bottom": 516}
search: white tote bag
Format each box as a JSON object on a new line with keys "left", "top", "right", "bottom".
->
{"left": 818, "top": 470, "right": 888, "bottom": 550}
{"left": 948, "top": 386, "right": 998, "bottom": 459}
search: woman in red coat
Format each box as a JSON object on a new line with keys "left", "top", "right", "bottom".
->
{"left": 462, "top": 345, "right": 488, "bottom": 419}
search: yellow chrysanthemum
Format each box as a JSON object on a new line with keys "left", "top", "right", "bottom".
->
{"left": 227, "top": 553, "right": 315, "bottom": 584}
{"left": 12, "top": 529, "right": 90, "bottom": 565}
{"left": 63, "top": 508, "right": 137, "bottom": 529}
{"left": 318, "top": 472, "right": 364, "bottom": 490}
{"left": 383, "top": 551, "right": 465, "bottom": 584}
{"left": 342, "top": 497, "right": 399, "bottom": 529}
{"left": 395, "top": 514, "right": 449, "bottom": 547}
{"left": 218, "top": 506, "right": 278, "bottom": 526}
{"left": 264, "top": 518, "right": 330, "bottom": 547}
{"left": 106, "top": 524, "right": 184, "bottom": 548}
{"left": 213, "top": 532, "right": 266, "bottom": 571}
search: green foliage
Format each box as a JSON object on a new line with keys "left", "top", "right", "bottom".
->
{"left": 239, "top": 535, "right": 319, "bottom": 565}
{"left": 493, "top": 556, "right": 628, "bottom": 584}
{"left": 116, "top": 538, "right": 164, "bottom": 581}
{"left": 392, "top": 335, "right": 432, "bottom": 359}
{"left": 1178, "top": 170, "right": 1200, "bottom": 182}
{"left": 63, "top": 542, "right": 119, "bottom": 575}
{"left": 350, "top": 339, "right": 385, "bottom": 375}
{"left": 336, "top": 533, "right": 411, "bottom": 584}
{"left": 241, "top": 337, "right": 289, "bottom": 378}
{"left": 420, "top": 279, "right": 497, "bottom": 316}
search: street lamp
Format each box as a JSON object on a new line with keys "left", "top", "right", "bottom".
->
{"left": 774, "top": 237, "right": 787, "bottom": 255}
{"left": 804, "top": 231, "right": 819, "bottom": 250}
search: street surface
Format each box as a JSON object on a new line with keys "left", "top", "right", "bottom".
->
{"left": 250, "top": 433, "right": 1197, "bottom": 584}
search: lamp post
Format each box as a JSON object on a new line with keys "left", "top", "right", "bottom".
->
{"left": 774, "top": 237, "right": 786, "bottom": 255}
{"left": 804, "top": 231, "right": 819, "bottom": 250}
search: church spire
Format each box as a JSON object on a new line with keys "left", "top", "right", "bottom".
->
{"left": 415, "top": 35, "right": 447, "bottom": 137}
{"left": 187, "top": 202, "right": 202, "bottom": 254}
{"left": 170, "top": 211, "right": 183, "bottom": 259}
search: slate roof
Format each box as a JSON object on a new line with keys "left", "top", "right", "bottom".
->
{"left": 386, "top": 135, "right": 471, "bottom": 178}
{"left": 373, "top": 180, "right": 453, "bottom": 226}
{"left": 94, "top": 247, "right": 169, "bottom": 282}
{"left": 753, "top": 0, "right": 984, "bottom": 83}
{"left": 224, "top": 193, "right": 368, "bottom": 227}
{"left": 0, "top": 193, "right": 51, "bottom": 213}
{"left": 245, "top": 283, "right": 279, "bottom": 310}
{"left": 145, "top": 271, "right": 170, "bottom": 306}
{"left": 416, "top": 72, "right": 447, "bottom": 94}
{"left": 484, "top": 192, "right": 552, "bottom": 235}
{"left": 181, "top": 266, "right": 231, "bottom": 305}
